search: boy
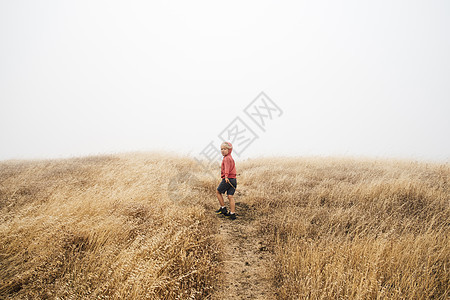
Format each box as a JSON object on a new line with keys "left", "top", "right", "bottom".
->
{"left": 215, "top": 142, "right": 237, "bottom": 220}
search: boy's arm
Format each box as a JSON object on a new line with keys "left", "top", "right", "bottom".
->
{"left": 223, "top": 157, "right": 230, "bottom": 183}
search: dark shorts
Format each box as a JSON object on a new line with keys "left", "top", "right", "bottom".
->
{"left": 217, "top": 178, "right": 237, "bottom": 195}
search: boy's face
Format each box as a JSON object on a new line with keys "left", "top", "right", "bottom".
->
{"left": 221, "top": 146, "right": 229, "bottom": 156}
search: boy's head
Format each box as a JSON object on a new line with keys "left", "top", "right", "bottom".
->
{"left": 220, "top": 142, "right": 233, "bottom": 156}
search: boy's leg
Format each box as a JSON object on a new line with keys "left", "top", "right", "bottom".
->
{"left": 227, "top": 195, "right": 235, "bottom": 214}
{"left": 216, "top": 189, "right": 225, "bottom": 207}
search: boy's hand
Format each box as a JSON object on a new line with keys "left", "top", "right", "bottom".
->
{"left": 225, "top": 177, "right": 229, "bottom": 184}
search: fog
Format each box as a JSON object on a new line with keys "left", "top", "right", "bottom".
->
{"left": 1, "top": 1, "right": 449, "bottom": 162}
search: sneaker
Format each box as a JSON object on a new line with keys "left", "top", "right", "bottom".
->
{"left": 215, "top": 207, "right": 227, "bottom": 215}
{"left": 227, "top": 213, "right": 236, "bottom": 220}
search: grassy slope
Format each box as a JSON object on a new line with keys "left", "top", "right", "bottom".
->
{"left": 0, "top": 153, "right": 220, "bottom": 299}
{"left": 0, "top": 153, "right": 449, "bottom": 299}
{"left": 241, "top": 157, "right": 449, "bottom": 299}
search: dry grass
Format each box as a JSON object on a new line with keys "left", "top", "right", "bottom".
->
{"left": 239, "top": 157, "right": 449, "bottom": 299}
{"left": 1, "top": 153, "right": 449, "bottom": 299}
{"left": 0, "top": 153, "right": 221, "bottom": 299}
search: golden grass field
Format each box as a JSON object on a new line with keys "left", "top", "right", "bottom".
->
{"left": 0, "top": 153, "right": 448, "bottom": 299}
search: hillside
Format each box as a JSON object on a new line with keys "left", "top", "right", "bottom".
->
{"left": 0, "top": 153, "right": 448, "bottom": 299}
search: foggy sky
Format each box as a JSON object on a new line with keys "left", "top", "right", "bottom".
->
{"left": 1, "top": 1, "right": 449, "bottom": 162}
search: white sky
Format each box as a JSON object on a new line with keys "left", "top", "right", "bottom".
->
{"left": 1, "top": 0, "right": 449, "bottom": 162}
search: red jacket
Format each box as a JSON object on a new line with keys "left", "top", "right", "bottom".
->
{"left": 221, "top": 147, "right": 236, "bottom": 179}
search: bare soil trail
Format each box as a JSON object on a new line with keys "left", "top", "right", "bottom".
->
{"left": 213, "top": 202, "right": 276, "bottom": 299}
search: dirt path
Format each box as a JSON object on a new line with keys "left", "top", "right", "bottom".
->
{"left": 213, "top": 202, "right": 275, "bottom": 299}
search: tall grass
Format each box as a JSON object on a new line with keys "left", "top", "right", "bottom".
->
{"left": 239, "top": 157, "right": 449, "bottom": 299}
{"left": 1, "top": 154, "right": 448, "bottom": 299}
{"left": 0, "top": 153, "right": 220, "bottom": 299}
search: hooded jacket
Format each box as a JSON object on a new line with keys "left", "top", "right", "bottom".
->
{"left": 221, "top": 143, "right": 237, "bottom": 179}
